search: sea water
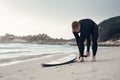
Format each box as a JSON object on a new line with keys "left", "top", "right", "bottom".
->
{"left": 0, "top": 43, "right": 78, "bottom": 66}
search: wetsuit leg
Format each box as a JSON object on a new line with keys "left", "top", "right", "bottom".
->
{"left": 86, "top": 36, "right": 91, "bottom": 52}
{"left": 92, "top": 27, "right": 99, "bottom": 56}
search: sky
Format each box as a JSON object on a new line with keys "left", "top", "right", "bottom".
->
{"left": 0, "top": 0, "right": 120, "bottom": 39}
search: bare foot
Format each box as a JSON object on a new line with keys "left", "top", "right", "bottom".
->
{"left": 92, "top": 56, "right": 96, "bottom": 62}
{"left": 79, "top": 57, "right": 85, "bottom": 62}
{"left": 86, "top": 52, "right": 90, "bottom": 57}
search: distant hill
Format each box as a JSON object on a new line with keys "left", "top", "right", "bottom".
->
{"left": 0, "top": 33, "right": 73, "bottom": 45}
{"left": 98, "top": 16, "right": 120, "bottom": 42}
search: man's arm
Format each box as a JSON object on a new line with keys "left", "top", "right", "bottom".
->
{"left": 73, "top": 32, "right": 81, "bottom": 57}
{"left": 73, "top": 32, "right": 80, "bottom": 45}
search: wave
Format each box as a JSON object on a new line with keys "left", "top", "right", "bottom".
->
{"left": 0, "top": 54, "right": 54, "bottom": 63}
{"left": 0, "top": 51, "right": 31, "bottom": 54}
{"left": 0, "top": 46, "right": 27, "bottom": 49}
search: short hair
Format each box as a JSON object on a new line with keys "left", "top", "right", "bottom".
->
{"left": 71, "top": 21, "right": 79, "bottom": 31}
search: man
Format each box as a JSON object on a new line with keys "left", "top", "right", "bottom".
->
{"left": 72, "top": 19, "right": 99, "bottom": 62}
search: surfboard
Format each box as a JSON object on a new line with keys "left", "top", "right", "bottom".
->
{"left": 41, "top": 54, "right": 77, "bottom": 67}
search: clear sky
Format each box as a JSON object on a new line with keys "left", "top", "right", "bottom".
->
{"left": 0, "top": 0, "right": 120, "bottom": 39}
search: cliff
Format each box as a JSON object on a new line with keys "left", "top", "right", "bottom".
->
{"left": 98, "top": 16, "right": 120, "bottom": 42}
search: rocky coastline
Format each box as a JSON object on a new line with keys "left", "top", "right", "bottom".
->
{"left": 0, "top": 33, "right": 120, "bottom": 46}
{"left": 0, "top": 33, "right": 73, "bottom": 45}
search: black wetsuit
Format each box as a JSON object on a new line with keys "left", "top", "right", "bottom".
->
{"left": 73, "top": 19, "right": 99, "bottom": 57}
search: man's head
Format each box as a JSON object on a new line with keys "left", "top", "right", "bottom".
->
{"left": 71, "top": 21, "right": 80, "bottom": 32}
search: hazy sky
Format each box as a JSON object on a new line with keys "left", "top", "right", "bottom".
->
{"left": 0, "top": 0, "right": 120, "bottom": 39}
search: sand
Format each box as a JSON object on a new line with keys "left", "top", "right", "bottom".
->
{"left": 0, "top": 47, "right": 120, "bottom": 80}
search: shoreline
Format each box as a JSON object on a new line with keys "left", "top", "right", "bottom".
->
{"left": 70, "top": 43, "right": 120, "bottom": 47}
{"left": 0, "top": 52, "right": 75, "bottom": 67}
{"left": 0, "top": 55, "right": 54, "bottom": 67}
{"left": 0, "top": 53, "right": 66, "bottom": 67}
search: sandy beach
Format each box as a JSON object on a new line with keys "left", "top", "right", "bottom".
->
{"left": 0, "top": 47, "right": 120, "bottom": 80}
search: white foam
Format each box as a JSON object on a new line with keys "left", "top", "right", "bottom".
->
{"left": 0, "top": 55, "right": 54, "bottom": 67}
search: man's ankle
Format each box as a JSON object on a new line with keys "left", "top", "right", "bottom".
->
{"left": 86, "top": 52, "right": 90, "bottom": 57}
{"left": 92, "top": 56, "right": 96, "bottom": 62}
{"left": 80, "top": 57, "right": 84, "bottom": 62}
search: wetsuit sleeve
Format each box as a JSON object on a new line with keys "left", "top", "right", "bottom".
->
{"left": 73, "top": 32, "right": 81, "bottom": 57}
{"left": 73, "top": 32, "right": 86, "bottom": 57}
{"left": 73, "top": 32, "right": 80, "bottom": 45}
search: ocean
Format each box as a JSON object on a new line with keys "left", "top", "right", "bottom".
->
{"left": 0, "top": 43, "right": 77, "bottom": 66}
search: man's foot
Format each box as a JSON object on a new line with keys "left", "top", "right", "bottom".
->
{"left": 86, "top": 52, "right": 90, "bottom": 57}
{"left": 92, "top": 56, "right": 96, "bottom": 62}
{"left": 79, "top": 57, "right": 85, "bottom": 62}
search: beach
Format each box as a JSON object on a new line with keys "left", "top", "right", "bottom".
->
{"left": 0, "top": 47, "right": 120, "bottom": 80}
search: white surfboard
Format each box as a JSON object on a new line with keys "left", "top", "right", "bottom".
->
{"left": 41, "top": 54, "right": 77, "bottom": 67}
